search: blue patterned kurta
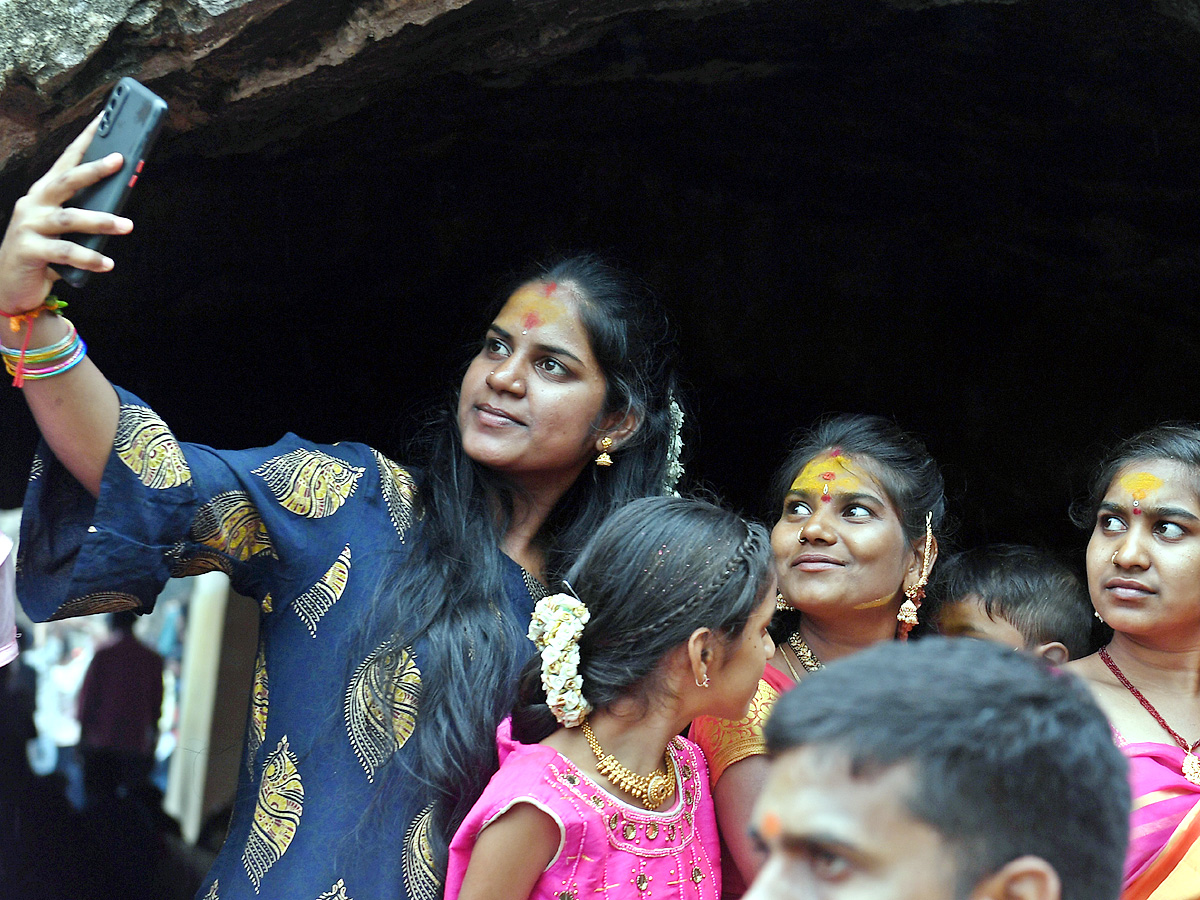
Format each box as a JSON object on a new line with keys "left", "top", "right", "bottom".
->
{"left": 16, "top": 387, "right": 545, "bottom": 900}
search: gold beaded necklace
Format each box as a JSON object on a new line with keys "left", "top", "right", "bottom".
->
{"left": 581, "top": 719, "right": 677, "bottom": 810}
{"left": 787, "top": 631, "right": 824, "bottom": 673}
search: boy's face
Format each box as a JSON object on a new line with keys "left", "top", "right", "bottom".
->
{"left": 935, "top": 596, "right": 1026, "bottom": 650}
{"left": 745, "top": 746, "right": 960, "bottom": 900}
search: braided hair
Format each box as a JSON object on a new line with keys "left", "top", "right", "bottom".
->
{"left": 512, "top": 495, "right": 773, "bottom": 743}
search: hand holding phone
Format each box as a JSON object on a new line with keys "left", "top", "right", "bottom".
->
{"left": 51, "top": 78, "right": 167, "bottom": 289}
{"left": 0, "top": 120, "right": 120, "bottom": 317}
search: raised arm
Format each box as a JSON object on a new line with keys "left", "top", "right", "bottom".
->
{"left": 0, "top": 116, "right": 130, "bottom": 497}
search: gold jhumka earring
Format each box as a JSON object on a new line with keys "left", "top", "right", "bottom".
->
{"left": 897, "top": 511, "right": 934, "bottom": 640}
{"left": 595, "top": 436, "right": 614, "bottom": 467}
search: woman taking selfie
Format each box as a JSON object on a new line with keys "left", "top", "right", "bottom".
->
{"left": 690, "top": 413, "right": 945, "bottom": 895}
{"left": 1065, "top": 426, "right": 1200, "bottom": 898}
{"left": 0, "top": 118, "right": 684, "bottom": 900}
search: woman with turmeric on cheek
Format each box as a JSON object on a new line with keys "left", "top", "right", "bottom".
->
{"left": 690, "top": 414, "right": 945, "bottom": 897}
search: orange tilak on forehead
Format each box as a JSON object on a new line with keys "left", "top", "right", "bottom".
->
{"left": 790, "top": 450, "right": 864, "bottom": 503}
{"left": 1118, "top": 470, "right": 1165, "bottom": 515}
{"left": 501, "top": 284, "right": 568, "bottom": 333}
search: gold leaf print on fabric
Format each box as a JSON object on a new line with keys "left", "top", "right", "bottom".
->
{"left": 247, "top": 644, "right": 268, "bottom": 772}
{"left": 243, "top": 734, "right": 304, "bottom": 893}
{"left": 403, "top": 804, "right": 441, "bottom": 900}
{"left": 114, "top": 405, "right": 192, "bottom": 489}
{"left": 345, "top": 640, "right": 421, "bottom": 782}
{"left": 316, "top": 879, "right": 351, "bottom": 900}
{"left": 202, "top": 880, "right": 218, "bottom": 900}
{"left": 371, "top": 450, "right": 416, "bottom": 541}
{"left": 165, "top": 544, "right": 234, "bottom": 578}
{"left": 294, "top": 544, "right": 352, "bottom": 637}
{"left": 251, "top": 449, "right": 364, "bottom": 518}
{"left": 190, "top": 491, "right": 276, "bottom": 562}
{"left": 49, "top": 592, "right": 139, "bottom": 622}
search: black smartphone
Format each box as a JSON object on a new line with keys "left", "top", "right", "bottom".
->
{"left": 51, "top": 78, "right": 167, "bottom": 289}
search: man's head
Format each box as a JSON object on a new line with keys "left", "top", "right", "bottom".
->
{"left": 919, "top": 544, "right": 1098, "bottom": 663}
{"left": 746, "top": 639, "right": 1128, "bottom": 900}
{"left": 109, "top": 609, "right": 138, "bottom": 633}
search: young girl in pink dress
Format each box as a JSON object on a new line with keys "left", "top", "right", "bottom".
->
{"left": 445, "top": 495, "right": 778, "bottom": 900}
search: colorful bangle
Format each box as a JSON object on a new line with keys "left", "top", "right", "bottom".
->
{"left": 0, "top": 320, "right": 77, "bottom": 364}
{"left": 1, "top": 314, "right": 85, "bottom": 387}
{"left": 4, "top": 337, "right": 87, "bottom": 382}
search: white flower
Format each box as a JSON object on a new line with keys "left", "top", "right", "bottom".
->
{"left": 528, "top": 592, "right": 592, "bottom": 728}
{"left": 664, "top": 396, "right": 685, "bottom": 496}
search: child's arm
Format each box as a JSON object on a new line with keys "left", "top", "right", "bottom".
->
{"left": 455, "top": 802, "right": 561, "bottom": 900}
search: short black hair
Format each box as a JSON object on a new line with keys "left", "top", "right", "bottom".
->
{"left": 109, "top": 609, "right": 138, "bottom": 632}
{"left": 919, "top": 543, "right": 1100, "bottom": 658}
{"left": 764, "top": 639, "right": 1129, "bottom": 900}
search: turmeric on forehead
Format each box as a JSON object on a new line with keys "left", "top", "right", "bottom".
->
{"left": 500, "top": 284, "right": 569, "bottom": 332}
{"left": 1118, "top": 470, "right": 1165, "bottom": 514}
{"left": 790, "top": 451, "right": 866, "bottom": 502}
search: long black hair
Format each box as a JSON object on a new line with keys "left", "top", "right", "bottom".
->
{"left": 512, "top": 495, "right": 774, "bottom": 744}
{"left": 368, "top": 254, "right": 681, "bottom": 871}
{"left": 768, "top": 413, "right": 946, "bottom": 643}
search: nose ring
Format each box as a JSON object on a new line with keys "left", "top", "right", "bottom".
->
{"left": 1111, "top": 550, "right": 1118, "bottom": 566}
{"left": 797, "top": 528, "right": 807, "bottom": 545}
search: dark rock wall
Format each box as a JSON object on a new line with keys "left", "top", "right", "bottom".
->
{"left": 3, "top": 0, "right": 1200, "bottom": 564}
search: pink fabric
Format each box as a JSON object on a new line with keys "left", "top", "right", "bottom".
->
{"left": 761, "top": 660, "right": 793, "bottom": 694}
{"left": 0, "top": 533, "right": 17, "bottom": 668}
{"left": 446, "top": 728, "right": 721, "bottom": 900}
{"left": 1115, "top": 729, "right": 1200, "bottom": 888}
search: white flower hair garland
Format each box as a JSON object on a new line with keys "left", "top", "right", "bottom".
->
{"left": 664, "top": 395, "right": 685, "bottom": 496}
{"left": 528, "top": 592, "right": 592, "bottom": 728}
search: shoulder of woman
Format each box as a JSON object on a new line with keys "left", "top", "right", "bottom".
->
{"left": 1060, "top": 652, "right": 1107, "bottom": 685}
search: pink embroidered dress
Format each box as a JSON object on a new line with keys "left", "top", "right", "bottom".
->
{"left": 445, "top": 727, "right": 720, "bottom": 900}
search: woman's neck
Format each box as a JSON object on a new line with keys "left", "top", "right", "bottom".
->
{"left": 798, "top": 606, "right": 899, "bottom": 664}
{"left": 498, "top": 478, "right": 573, "bottom": 579}
{"left": 1105, "top": 633, "right": 1200, "bottom": 696}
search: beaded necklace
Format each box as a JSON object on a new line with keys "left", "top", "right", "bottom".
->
{"left": 581, "top": 719, "right": 677, "bottom": 809}
{"left": 1099, "top": 646, "right": 1200, "bottom": 785}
